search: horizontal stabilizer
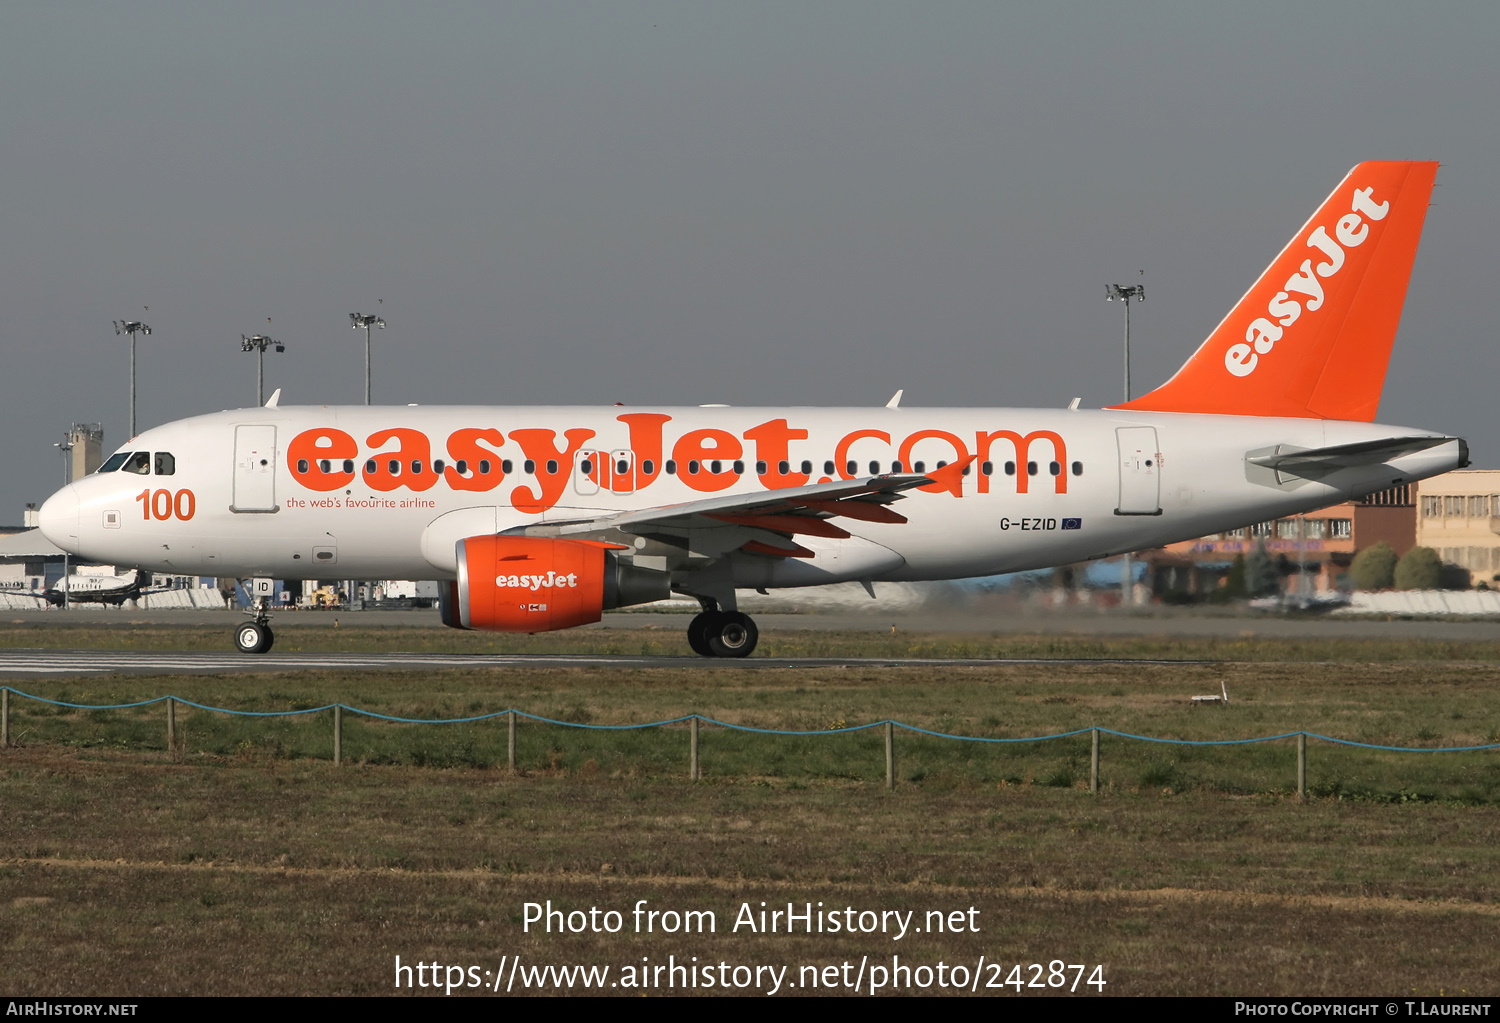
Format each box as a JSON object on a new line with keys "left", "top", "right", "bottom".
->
{"left": 1247, "top": 435, "right": 1453, "bottom": 480}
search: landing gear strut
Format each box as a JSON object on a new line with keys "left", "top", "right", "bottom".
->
{"left": 234, "top": 583, "right": 276, "bottom": 654}
{"left": 686, "top": 606, "right": 759, "bottom": 658}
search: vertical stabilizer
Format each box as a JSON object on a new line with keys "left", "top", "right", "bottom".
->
{"left": 1112, "top": 161, "right": 1437, "bottom": 421}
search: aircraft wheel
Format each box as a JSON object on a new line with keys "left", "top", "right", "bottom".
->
{"left": 707, "top": 611, "right": 758, "bottom": 658}
{"left": 687, "top": 612, "right": 718, "bottom": 657}
{"left": 235, "top": 623, "right": 273, "bottom": 654}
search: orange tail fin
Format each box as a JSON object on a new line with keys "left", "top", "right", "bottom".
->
{"left": 1112, "top": 161, "right": 1437, "bottom": 421}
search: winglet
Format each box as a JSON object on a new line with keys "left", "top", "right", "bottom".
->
{"left": 886, "top": 389, "right": 903, "bottom": 409}
{"left": 1111, "top": 161, "right": 1438, "bottom": 421}
{"left": 264, "top": 388, "right": 282, "bottom": 408}
{"left": 920, "top": 453, "right": 977, "bottom": 497}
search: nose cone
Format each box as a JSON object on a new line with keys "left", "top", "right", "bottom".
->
{"left": 37, "top": 486, "right": 80, "bottom": 552}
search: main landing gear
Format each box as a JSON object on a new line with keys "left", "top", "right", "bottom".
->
{"left": 687, "top": 607, "right": 759, "bottom": 658}
{"left": 235, "top": 583, "right": 275, "bottom": 654}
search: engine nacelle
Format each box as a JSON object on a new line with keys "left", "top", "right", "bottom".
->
{"left": 439, "top": 535, "right": 669, "bottom": 632}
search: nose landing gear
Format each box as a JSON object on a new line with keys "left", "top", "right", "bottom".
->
{"left": 686, "top": 607, "right": 759, "bottom": 658}
{"left": 234, "top": 580, "right": 276, "bottom": 653}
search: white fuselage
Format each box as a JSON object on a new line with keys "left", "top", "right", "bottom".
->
{"left": 37, "top": 404, "right": 1462, "bottom": 589}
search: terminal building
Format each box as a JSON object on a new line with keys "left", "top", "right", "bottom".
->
{"left": 1412, "top": 469, "right": 1500, "bottom": 588}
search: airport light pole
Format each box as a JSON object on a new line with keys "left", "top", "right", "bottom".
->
{"left": 113, "top": 319, "right": 152, "bottom": 438}
{"left": 1107, "top": 283, "right": 1145, "bottom": 606}
{"left": 1105, "top": 283, "right": 1145, "bottom": 402}
{"left": 350, "top": 312, "right": 385, "bottom": 405}
{"left": 240, "top": 334, "right": 287, "bottom": 407}
{"left": 53, "top": 435, "right": 74, "bottom": 485}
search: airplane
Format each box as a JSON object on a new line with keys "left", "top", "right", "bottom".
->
{"left": 33, "top": 160, "right": 1463, "bottom": 656}
{"left": 43, "top": 568, "right": 159, "bottom": 607}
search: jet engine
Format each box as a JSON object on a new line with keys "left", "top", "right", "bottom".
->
{"left": 439, "top": 535, "right": 669, "bottom": 632}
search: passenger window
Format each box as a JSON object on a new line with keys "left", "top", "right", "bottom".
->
{"left": 297, "top": 459, "right": 310, "bottom": 473}
{"left": 524, "top": 460, "right": 536, "bottom": 474}
{"left": 824, "top": 461, "right": 835, "bottom": 476}
{"left": 412, "top": 460, "right": 423, "bottom": 475}
{"left": 757, "top": 461, "right": 768, "bottom": 474}
{"left": 343, "top": 459, "right": 354, "bottom": 474}
{"left": 479, "top": 459, "right": 491, "bottom": 475}
{"left": 1072, "top": 461, "right": 1083, "bottom": 476}
{"left": 732, "top": 460, "right": 744, "bottom": 474}
{"left": 1005, "top": 461, "right": 1016, "bottom": 476}
{"left": 710, "top": 460, "right": 723, "bottom": 474}
{"left": 914, "top": 461, "right": 925, "bottom": 473}
{"left": 318, "top": 459, "right": 331, "bottom": 473}
{"left": 501, "top": 460, "right": 512, "bottom": 473}
{"left": 99, "top": 452, "right": 131, "bottom": 473}
{"left": 801, "top": 460, "right": 811, "bottom": 475}
{"left": 982, "top": 461, "right": 993, "bottom": 476}
{"left": 154, "top": 452, "right": 176, "bottom": 476}
{"left": 617, "top": 459, "right": 629, "bottom": 475}
{"left": 688, "top": 460, "right": 700, "bottom": 475}
{"left": 665, "top": 460, "right": 676, "bottom": 475}
{"left": 433, "top": 459, "right": 445, "bottom": 473}
{"left": 122, "top": 452, "right": 150, "bottom": 475}
{"left": 388, "top": 459, "right": 401, "bottom": 475}
{"left": 366, "top": 459, "right": 377, "bottom": 474}
{"left": 1027, "top": 461, "right": 1037, "bottom": 476}
{"left": 581, "top": 459, "right": 593, "bottom": 474}
{"left": 456, "top": 460, "right": 469, "bottom": 476}
{"left": 845, "top": 461, "right": 856, "bottom": 476}
{"left": 642, "top": 459, "right": 655, "bottom": 474}
{"left": 892, "top": 461, "right": 903, "bottom": 473}
{"left": 546, "top": 459, "right": 558, "bottom": 474}
{"left": 1049, "top": 461, "right": 1060, "bottom": 476}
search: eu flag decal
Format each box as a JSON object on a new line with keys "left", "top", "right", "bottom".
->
{"left": 1061, "top": 518, "right": 1082, "bottom": 530}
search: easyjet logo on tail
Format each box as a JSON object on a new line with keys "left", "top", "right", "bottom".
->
{"left": 1224, "top": 184, "right": 1390, "bottom": 378}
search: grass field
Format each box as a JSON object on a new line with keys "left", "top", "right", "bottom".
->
{"left": 5, "top": 625, "right": 1500, "bottom": 996}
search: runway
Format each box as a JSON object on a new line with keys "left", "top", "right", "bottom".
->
{"left": 0, "top": 649, "right": 1200, "bottom": 678}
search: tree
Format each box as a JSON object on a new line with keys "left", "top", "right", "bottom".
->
{"left": 1349, "top": 541, "right": 1397, "bottom": 590}
{"left": 1222, "top": 553, "right": 1247, "bottom": 597}
{"left": 1245, "top": 543, "right": 1280, "bottom": 596}
{"left": 1394, "top": 546, "right": 1442, "bottom": 590}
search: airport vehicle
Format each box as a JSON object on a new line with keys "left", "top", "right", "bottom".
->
{"left": 34, "top": 161, "right": 1462, "bottom": 656}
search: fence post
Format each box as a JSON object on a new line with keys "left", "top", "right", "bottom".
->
{"left": 1297, "top": 732, "right": 1307, "bottom": 801}
{"left": 2, "top": 687, "right": 8, "bottom": 749}
{"left": 334, "top": 705, "right": 342, "bottom": 766}
{"left": 1090, "top": 728, "right": 1100, "bottom": 793}
{"left": 166, "top": 697, "right": 176, "bottom": 756}
{"left": 690, "top": 716, "right": 700, "bottom": 780}
{"left": 508, "top": 711, "right": 517, "bottom": 773}
{"left": 885, "top": 721, "right": 895, "bottom": 790}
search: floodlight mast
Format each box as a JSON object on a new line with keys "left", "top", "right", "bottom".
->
{"left": 240, "top": 334, "right": 287, "bottom": 407}
{"left": 1105, "top": 282, "right": 1145, "bottom": 608}
{"left": 1105, "top": 283, "right": 1144, "bottom": 402}
{"left": 113, "top": 319, "right": 152, "bottom": 438}
{"left": 350, "top": 313, "right": 386, "bottom": 405}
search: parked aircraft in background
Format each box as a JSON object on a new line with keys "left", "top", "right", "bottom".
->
{"left": 44, "top": 569, "right": 157, "bottom": 607}
{"left": 35, "top": 161, "right": 1461, "bottom": 656}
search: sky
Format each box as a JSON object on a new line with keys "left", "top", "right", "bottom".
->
{"left": 1, "top": 2, "right": 1496, "bottom": 508}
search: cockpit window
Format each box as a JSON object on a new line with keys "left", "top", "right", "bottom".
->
{"left": 121, "top": 452, "right": 151, "bottom": 475}
{"left": 98, "top": 452, "right": 132, "bottom": 473}
{"left": 154, "top": 452, "right": 176, "bottom": 476}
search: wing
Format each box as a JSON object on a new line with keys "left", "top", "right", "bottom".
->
{"left": 506, "top": 458, "right": 972, "bottom": 563}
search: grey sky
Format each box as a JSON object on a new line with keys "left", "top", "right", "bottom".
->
{"left": 2, "top": 3, "right": 1495, "bottom": 506}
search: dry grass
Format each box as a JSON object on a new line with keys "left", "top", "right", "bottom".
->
{"left": 6, "top": 638, "right": 1500, "bottom": 995}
